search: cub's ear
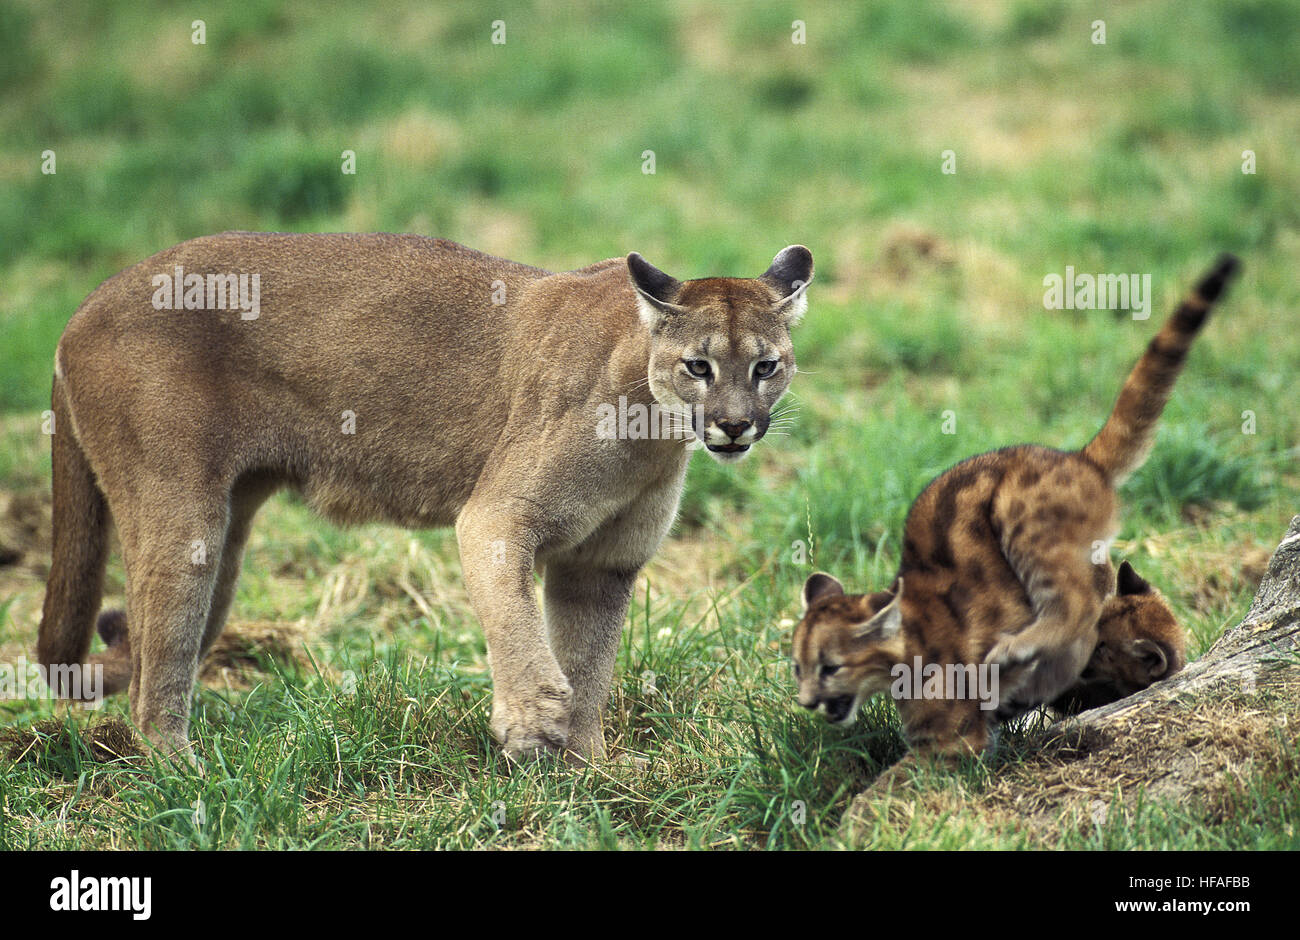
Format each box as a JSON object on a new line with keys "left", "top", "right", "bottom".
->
{"left": 852, "top": 578, "right": 904, "bottom": 641}
{"left": 1117, "top": 560, "right": 1153, "bottom": 596}
{"left": 1131, "top": 638, "right": 1170, "bottom": 680}
{"left": 761, "top": 245, "right": 814, "bottom": 325}
{"left": 801, "top": 572, "right": 844, "bottom": 612}
{"left": 627, "top": 252, "right": 686, "bottom": 328}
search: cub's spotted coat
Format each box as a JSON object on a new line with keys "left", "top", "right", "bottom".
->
{"left": 792, "top": 255, "right": 1239, "bottom": 759}
{"left": 1049, "top": 560, "right": 1186, "bottom": 715}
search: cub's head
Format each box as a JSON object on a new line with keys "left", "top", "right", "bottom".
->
{"left": 1050, "top": 561, "right": 1187, "bottom": 715}
{"left": 790, "top": 572, "right": 906, "bottom": 725}
{"left": 627, "top": 245, "right": 813, "bottom": 463}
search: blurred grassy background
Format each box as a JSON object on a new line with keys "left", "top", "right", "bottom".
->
{"left": 0, "top": 0, "right": 1297, "bottom": 848}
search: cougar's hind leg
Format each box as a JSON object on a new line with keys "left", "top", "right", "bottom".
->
{"left": 199, "top": 474, "right": 278, "bottom": 658}
{"left": 987, "top": 466, "right": 1114, "bottom": 707}
{"left": 113, "top": 481, "right": 230, "bottom": 761}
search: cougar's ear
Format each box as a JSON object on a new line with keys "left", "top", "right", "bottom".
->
{"left": 1117, "top": 560, "right": 1153, "bottom": 596}
{"left": 628, "top": 252, "right": 686, "bottom": 328}
{"left": 761, "top": 245, "right": 814, "bottom": 325}
{"left": 1131, "top": 638, "right": 1170, "bottom": 680}
{"left": 853, "top": 577, "right": 903, "bottom": 641}
{"left": 802, "top": 572, "right": 844, "bottom": 612}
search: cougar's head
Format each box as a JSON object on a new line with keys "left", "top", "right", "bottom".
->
{"left": 627, "top": 245, "right": 812, "bottom": 463}
{"left": 1051, "top": 561, "right": 1187, "bottom": 715}
{"left": 791, "top": 573, "right": 907, "bottom": 725}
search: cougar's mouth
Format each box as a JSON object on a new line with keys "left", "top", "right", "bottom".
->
{"left": 822, "top": 695, "right": 855, "bottom": 724}
{"left": 706, "top": 443, "right": 750, "bottom": 454}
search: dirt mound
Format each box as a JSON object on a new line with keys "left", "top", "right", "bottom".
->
{"left": 979, "top": 674, "right": 1297, "bottom": 839}
{"left": 200, "top": 618, "right": 316, "bottom": 688}
{"left": 1, "top": 715, "right": 141, "bottom": 765}
{"left": 0, "top": 488, "right": 50, "bottom": 569}
{"left": 0, "top": 617, "right": 313, "bottom": 767}
{"left": 879, "top": 222, "right": 957, "bottom": 282}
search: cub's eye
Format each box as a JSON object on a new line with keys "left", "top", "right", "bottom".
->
{"left": 792, "top": 662, "right": 802, "bottom": 678}
{"left": 684, "top": 359, "right": 711, "bottom": 379}
{"left": 820, "top": 664, "right": 841, "bottom": 678}
{"left": 754, "top": 360, "right": 779, "bottom": 379}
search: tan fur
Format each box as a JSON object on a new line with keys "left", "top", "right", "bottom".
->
{"left": 1049, "top": 561, "right": 1186, "bottom": 715}
{"left": 791, "top": 255, "right": 1238, "bottom": 760}
{"left": 35, "top": 233, "right": 813, "bottom": 763}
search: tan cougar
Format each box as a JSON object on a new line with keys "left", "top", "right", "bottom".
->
{"left": 36, "top": 233, "right": 813, "bottom": 763}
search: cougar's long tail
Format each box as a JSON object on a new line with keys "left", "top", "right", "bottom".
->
{"left": 35, "top": 375, "right": 131, "bottom": 700}
{"left": 1081, "top": 254, "right": 1241, "bottom": 484}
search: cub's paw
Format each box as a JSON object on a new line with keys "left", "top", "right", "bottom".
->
{"left": 984, "top": 632, "right": 1039, "bottom": 669}
{"left": 492, "top": 679, "right": 573, "bottom": 761}
{"left": 984, "top": 633, "right": 1046, "bottom": 707}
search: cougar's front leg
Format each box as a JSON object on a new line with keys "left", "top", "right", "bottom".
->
{"left": 984, "top": 537, "right": 1102, "bottom": 708}
{"left": 540, "top": 474, "right": 682, "bottom": 762}
{"left": 542, "top": 561, "right": 638, "bottom": 761}
{"left": 879, "top": 698, "right": 992, "bottom": 794}
{"left": 455, "top": 500, "right": 573, "bottom": 759}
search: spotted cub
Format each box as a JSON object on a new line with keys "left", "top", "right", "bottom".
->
{"left": 791, "top": 255, "right": 1237, "bottom": 760}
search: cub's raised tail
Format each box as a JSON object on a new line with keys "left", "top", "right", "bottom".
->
{"left": 1081, "top": 254, "right": 1241, "bottom": 484}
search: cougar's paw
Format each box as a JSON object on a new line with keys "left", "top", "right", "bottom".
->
{"left": 866, "top": 754, "right": 921, "bottom": 796}
{"left": 140, "top": 723, "right": 203, "bottom": 773}
{"left": 561, "top": 720, "right": 608, "bottom": 767}
{"left": 984, "top": 632, "right": 1038, "bottom": 669}
{"left": 984, "top": 633, "right": 1046, "bottom": 708}
{"left": 1003, "top": 639, "right": 1093, "bottom": 709}
{"left": 492, "top": 678, "right": 573, "bottom": 761}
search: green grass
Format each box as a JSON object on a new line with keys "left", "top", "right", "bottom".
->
{"left": 1, "top": 0, "right": 1298, "bottom": 849}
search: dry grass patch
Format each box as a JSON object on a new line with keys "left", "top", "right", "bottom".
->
{"left": 842, "top": 663, "right": 1300, "bottom": 847}
{"left": 200, "top": 618, "right": 318, "bottom": 689}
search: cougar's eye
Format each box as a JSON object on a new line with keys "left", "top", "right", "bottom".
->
{"left": 684, "top": 359, "right": 711, "bottom": 379}
{"left": 754, "top": 359, "right": 779, "bottom": 379}
{"left": 820, "top": 664, "right": 841, "bottom": 678}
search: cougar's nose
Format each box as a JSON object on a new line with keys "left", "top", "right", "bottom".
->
{"left": 716, "top": 419, "right": 752, "bottom": 439}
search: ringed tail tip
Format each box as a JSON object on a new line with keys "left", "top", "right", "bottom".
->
{"left": 1196, "top": 253, "right": 1241, "bottom": 304}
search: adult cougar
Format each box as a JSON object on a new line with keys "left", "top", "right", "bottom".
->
{"left": 37, "top": 233, "right": 813, "bottom": 763}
